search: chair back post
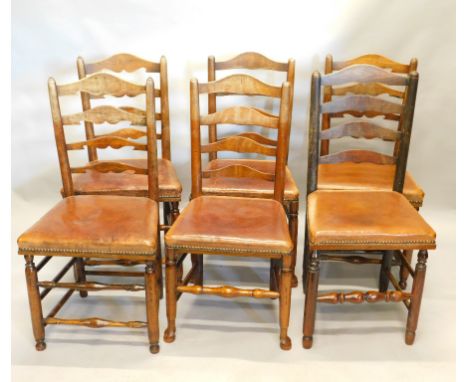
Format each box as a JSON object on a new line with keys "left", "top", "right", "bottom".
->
{"left": 306, "top": 72, "right": 321, "bottom": 195}
{"left": 273, "top": 82, "right": 291, "bottom": 202}
{"left": 146, "top": 78, "right": 160, "bottom": 201}
{"left": 48, "top": 78, "right": 74, "bottom": 197}
{"left": 76, "top": 56, "right": 98, "bottom": 162}
{"left": 285, "top": 58, "right": 296, "bottom": 164}
{"left": 190, "top": 78, "right": 203, "bottom": 199}
{"left": 320, "top": 54, "right": 333, "bottom": 156}
{"left": 393, "top": 71, "right": 419, "bottom": 193}
{"left": 159, "top": 56, "right": 171, "bottom": 160}
{"left": 207, "top": 55, "right": 217, "bottom": 161}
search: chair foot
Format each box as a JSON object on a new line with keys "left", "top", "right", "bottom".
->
{"left": 291, "top": 274, "right": 298, "bottom": 288}
{"left": 405, "top": 330, "right": 416, "bottom": 345}
{"left": 79, "top": 291, "right": 88, "bottom": 298}
{"left": 149, "top": 343, "right": 160, "bottom": 354}
{"left": 35, "top": 341, "right": 46, "bottom": 351}
{"left": 163, "top": 328, "right": 176, "bottom": 343}
{"left": 280, "top": 336, "right": 292, "bottom": 350}
{"left": 302, "top": 336, "right": 313, "bottom": 349}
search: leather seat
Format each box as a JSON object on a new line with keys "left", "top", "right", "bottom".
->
{"left": 318, "top": 163, "right": 424, "bottom": 208}
{"left": 202, "top": 159, "right": 299, "bottom": 201}
{"left": 17, "top": 195, "right": 159, "bottom": 258}
{"left": 307, "top": 190, "right": 436, "bottom": 251}
{"left": 165, "top": 195, "right": 293, "bottom": 255}
{"left": 71, "top": 158, "right": 182, "bottom": 200}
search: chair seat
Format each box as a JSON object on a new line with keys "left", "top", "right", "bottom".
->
{"left": 307, "top": 190, "right": 436, "bottom": 250}
{"left": 202, "top": 159, "right": 299, "bottom": 201}
{"left": 17, "top": 195, "right": 159, "bottom": 259}
{"left": 165, "top": 195, "right": 293, "bottom": 255}
{"left": 318, "top": 163, "right": 424, "bottom": 208}
{"left": 71, "top": 158, "right": 182, "bottom": 201}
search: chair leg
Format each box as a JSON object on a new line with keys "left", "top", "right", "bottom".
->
{"left": 302, "top": 228, "right": 310, "bottom": 293}
{"left": 145, "top": 260, "right": 160, "bottom": 354}
{"left": 170, "top": 202, "right": 180, "bottom": 225}
{"left": 156, "top": 228, "right": 164, "bottom": 299}
{"left": 287, "top": 200, "right": 299, "bottom": 288}
{"left": 399, "top": 250, "right": 413, "bottom": 290}
{"left": 164, "top": 248, "right": 177, "bottom": 343}
{"left": 163, "top": 202, "right": 170, "bottom": 225}
{"left": 405, "top": 250, "right": 428, "bottom": 345}
{"left": 269, "top": 259, "right": 278, "bottom": 292}
{"left": 73, "top": 257, "right": 88, "bottom": 298}
{"left": 279, "top": 254, "right": 293, "bottom": 350}
{"left": 303, "top": 250, "right": 319, "bottom": 349}
{"left": 379, "top": 250, "right": 393, "bottom": 292}
{"left": 24, "top": 255, "right": 46, "bottom": 351}
{"left": 191, "top": 254, "right": 203, "bottom": 286}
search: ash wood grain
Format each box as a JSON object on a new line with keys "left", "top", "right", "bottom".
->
{"left": 83, "top": 53, "right": 160, "bottom": 73}
{"left": 236, "top": 132, "right": 277, "bottom": 146}
{"left": 333, "top": 54, "right": 412, "bottom": 74}
{"left": 202, "top": 164, "right": 275, "bottom": 181}
{"left": 317, "top": 290, "right": 411, "bottom": 304}
{"left": 321, "top": 95, "right": 403, "bottom": 115}
{"left": 177, "top": 284, "right": 280, "bottom": 299}
{"left": 322, "top": 64, "right": 408, "bottom": 87}
{"left": 70, "top": 160, "right": 148, "bottom": 174}
{"left": 46, "top": 316, "right": 147, "bottom": 328}
{"left": 332, "top": 83, "right": 405, "bottom": 98}
{"left": 328, "top": 110, "right": 401, "bottom": 121}
{"left": 57, "top": 73, "right": 151, "bottom": 97}
{"left": 199, "top": 106, "right": 279, "bottom": 128}
{"left": 215, "top": 51, "right": 289, "bottom": 71}
{"left": 62, "top": 105, "right": 147, "bottom": 125}
{"left": 66, "top": 136, "right": 147, "bottom": 151}
{"left": 198, "top": 74, "right": 282, "bottom": 98}
{"left": 201, "top": 135, "right": 277, "bottom": 156}
{"left": 319, "top": 149, "right": 395, "bottom": 164}
{"left": 319, "top": 121, "right": 400, "bottom": 141}
{"left": 96, "top": 127, "right": 147, "bottom": 140}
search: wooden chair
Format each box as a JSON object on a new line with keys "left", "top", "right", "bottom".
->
{"left": 302, "top": 65, "right": 436, "bottom": 348}
{"left": 319, "top": 55, "right": 424, "bottom": 290}
{"left": 17, "top": 73, "right": 161, "bottom": 353}
{"left": 163, "top": 74, "right": 294, "bottom": 350}
{"left": 202, "top": 52, "right": 300, "bottom": 287}
{"left": 74, "top": 53, "right": 182, "bottom": 225}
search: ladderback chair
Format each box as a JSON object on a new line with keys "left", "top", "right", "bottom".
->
{"left": 202, "top": 52, "right": 300, "bottom": 287}
{"left": 17, "top": 73, "right": 161, "bottom": 353}
{"left": 163, "top": 74, "right": 294, "bottom": 350}
{"left": 75, "top": 53, "right": 182, "bottom": 224}
{"left": 302, "top": 65, "right": 436, "bottom": 348}
{"left": 319, "top": 55, "right": 424, "bottom": 289}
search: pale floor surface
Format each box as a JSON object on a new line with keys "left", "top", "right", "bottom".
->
{"left": 11, "top": 194, "right": 455, "bottom": 381}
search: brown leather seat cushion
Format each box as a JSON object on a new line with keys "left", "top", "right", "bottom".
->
{"left": 202, "top": 159, "right": 299, "bottom": 201}
{"left": 71, "top": 158, "right": 182, "bottom": 200}
{"left": 18, "top": 195, "right": 159, "bottom": 257}
{"left": 307, "top": 190, "right": 436, "bottom": 250}
{"left": 318, "top": 163, "right": 424, "bottom": 207}
{"left": 165, "top": 195, "right": 293, "bottom": 255}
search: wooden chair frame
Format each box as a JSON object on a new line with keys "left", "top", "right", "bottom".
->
{"left": 19, "top": 73, "right": 161, "bottom": 353}
{"left": 320, "top": 54, "right": 419, "bottom": 291}
{"left": 164, "top": 74, "right": 295, "bottom": 350}
{"left": 302, "top": 65, "right": 434, "bottom": 348}
{"left": 205, "top": 52, "right": 300, "bottom": 286}
{"left": 77, "top": 53, "right": 180, "bottom": 223}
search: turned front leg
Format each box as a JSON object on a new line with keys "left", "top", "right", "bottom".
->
{"left": 279, "top": 254, "right": 293, "bottom": 350}
{"left": 164, "top": 248, "right": 177, "bottom": 343}
{"left": 303, "top": 250, "right": 319, "bottom": 349}
{"left": 405, "top": 250, "right": 428, "bottom": 345}
{"left": 24, "top": 255, "right": 46, "bottom": 351}
{"left": 145, "top": 260, "right": 160, "bottom": 354}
